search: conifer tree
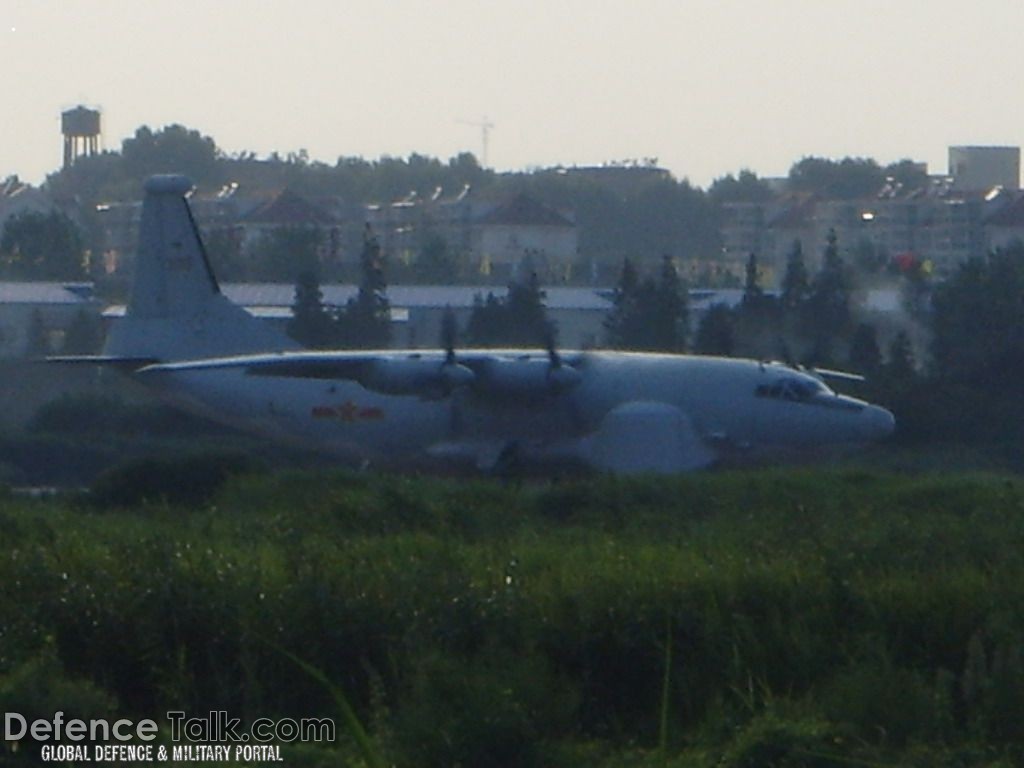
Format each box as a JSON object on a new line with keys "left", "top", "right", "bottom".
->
{"left": 887, "top": 330, "right": 916, "bottom": 381}
{"left": 809, "top": 229, "right": 851, "bottom": 336}
{"left": 336, "top": 225, "right": 391, "bottom": 348}
{"left": 694, "top": 304, "right": 735, "bottom": 356}
{"left": 288, "top": 270, "right": 338, "bottom": 348}
{"left": 604, "top": 258, "right": 641, "bottom": 348}
{"left": 604, "top": 256, "right": 688, "bottom": 351}
{"left": 781, "top": 240, "right": 810, "bottom": 312}
{"left": 62, "top": 310, "right": 103, "bottom": 355}
{"left": 742, "top": 252, "right": 764, "bottom": 307}
{"left": 848, "top": 322, "right": 882, "bottom": 374}
{"left": 465, "top": 272, "right": 553, "bottom": 347}
{"left": 651, "top": 254, "right": 688, "bottom": 351}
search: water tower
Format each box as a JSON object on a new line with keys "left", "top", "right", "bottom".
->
{"left": 61, "top": 106, "right": 101, "bottom": 169}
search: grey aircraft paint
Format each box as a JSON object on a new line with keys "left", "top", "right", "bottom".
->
{"left": 81, "top": 175, "right": 894, "bottom": 474}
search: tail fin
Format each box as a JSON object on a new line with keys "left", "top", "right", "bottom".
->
{"left": 105, "top": 175, "right": 298, "bottom": 361}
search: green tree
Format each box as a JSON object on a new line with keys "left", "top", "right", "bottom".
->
{"left": 336, "top": 226, "right": 391, "bottom": 348}
{"left": 465, "top": 272, "right": 552, "bottom": 347}
{"left": 694, "top": 304, "right": 735, "bottom": 356}
{"left": 930, "top": 245, "right": 1024, "bottom": 391}
{"left": 0, "top": 210, "right": 86, "bottom": 280}
{"left": 413, "top": 234, "right": 458, "bottom": 283}
{"left": 24, "top": 310, "right": 50, "bottom": 357}
{"left": 780, "top": 240, "right": 810, "bottom": 312}
{"left": 886, "top": 330, "right": 916, "bottom": 382}
{"left": 204, "top": 227, "right": 245, "bottom": 281}
{"left": 742, "top": 253, "right": 763, "bottom": 307}
{"left": 788, "top": 156, "right": 885, "bottom": 199}
{"left": 62, "top": 310, "right": 103, "bottom": 355}
{"left": 885, "top": 159, "right": 930, "bottom": 191}
{"left": 249, "top": 226, "right": 322, "bottom": 282}
{"left": 288, "top": 270, "right": 339, "bottom": 348}
{"left": 848, "top": 322, "right": 882, "bottom": 375}
{"left": 707, "top": 169, "right": 774, "bottom": 205}
{"left": 648, "top": 254, "right": 688, "bottom": 351}
{"left": 802, "top": 230, "right": 851, "bottom": 362}
{"left": 466, "top": 292, "right": 506, "bottom": 346}
{"left": 121, "top": 124, "right": 221, "bottom": 186}
{"left": 604, "top": 258, "right": 641, "bottom": 348}
{"left": 604, "top": 256, "right": 688, "bottom": 351}
{"left": 504, "top": 271, "right": 551, "bottom": 346}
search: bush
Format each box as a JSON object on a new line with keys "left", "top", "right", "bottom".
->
{"left": 89, "top": 451, "right": 264, "bottom": 508}
{"left": 4, "top": 469, "right": 1024, "bottom": 765}
{"left": 0, "top": 646, "right": 118, "bottom": 765}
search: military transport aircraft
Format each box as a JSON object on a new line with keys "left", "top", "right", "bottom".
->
{"left": 55, "top": 175, "right": 894, "bottom": 473}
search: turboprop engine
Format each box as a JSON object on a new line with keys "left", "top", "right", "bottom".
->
{"left": 358, "top": 357, "right": 474, "bottom": 397}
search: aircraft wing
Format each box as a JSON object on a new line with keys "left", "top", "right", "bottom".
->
{"left": 140, "top": 349, "right": 584, "bottom": 399}
{"left": 141, "top": 351, "right": 372, "bottom": 379}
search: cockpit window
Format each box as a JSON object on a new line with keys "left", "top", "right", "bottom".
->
{"left": 755, "top": 377, "right": 831, "bottom": 402}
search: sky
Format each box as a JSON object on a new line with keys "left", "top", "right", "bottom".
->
{"left": 2, "top": 0, "right": 1023, "bottom": 188}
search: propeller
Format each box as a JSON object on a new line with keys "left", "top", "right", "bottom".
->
{"left": 543, "top": 323, "right": 580, "bottom": 392}
{"left": 441, "top": 305, "right": 458, "bottom": 366}
{"left": 544, "top": 324, "right": 561, "bottom": 369}
{"left": 438, "top": 306, "right": 474, "bottom": 391}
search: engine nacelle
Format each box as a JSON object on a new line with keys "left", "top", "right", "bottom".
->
{"left": 359, "top": 358, "right": 474, "bottom": 396}
{"left": 475, "top": 358, "right": 581, "bottom": 398}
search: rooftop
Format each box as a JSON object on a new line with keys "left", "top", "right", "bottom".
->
{"left": 0, "top": 282, "right": 97, "bottom": 305}
{"left": 477, "top": 194, "right": 574, "bottom": 228}
{"left": 221, "top": 283, "right": 612, "bottom": 311}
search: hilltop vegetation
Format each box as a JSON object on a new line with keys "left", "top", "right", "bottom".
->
{"left": 3, "top": 468, "right": 1024, "bottom": 766}
{"left": 36, "top": 123, "right": 935, "bottom": 278}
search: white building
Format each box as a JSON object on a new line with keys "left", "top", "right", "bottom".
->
{"left": 215, "top": 283, "right": 611, "bottom": 350}
{"left": 949, "top": 146, "right": 1020, "bottom": 191}
{"left": 0, "top": 282, "right": 101, "bottom": 357}
{"left": 474, "top": 194, "right": 578, "bottom": 278}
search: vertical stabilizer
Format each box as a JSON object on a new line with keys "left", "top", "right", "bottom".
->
{"left": 105, "top": 175, "right": 297, "bottom": 360}
{"left": 128, "top": 174, "right": 221, "bottom": 320}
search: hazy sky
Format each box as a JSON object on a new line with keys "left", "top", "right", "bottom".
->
{"left": 2, "top": 1, "right": 1022, "bottom": 188}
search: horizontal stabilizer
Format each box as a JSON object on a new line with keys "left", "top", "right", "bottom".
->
{"left": 47, "top": 355, "right": 159, "bottom": 372}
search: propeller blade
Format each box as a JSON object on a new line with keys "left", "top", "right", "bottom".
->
{"left": 441, "top": 306, "right": 458, "bottom": 366}
{"left": 544, "top": 324, "right": 561, "bottom": 369}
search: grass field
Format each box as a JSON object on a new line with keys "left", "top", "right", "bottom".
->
{"left": 3, "top": 467, "right": 1024, "bottom": 766}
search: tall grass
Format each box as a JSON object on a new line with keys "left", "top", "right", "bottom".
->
{"left": 2, "top": 468, "right": 1024, "bottom": 765}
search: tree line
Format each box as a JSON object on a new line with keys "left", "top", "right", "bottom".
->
{"left": 2, "top": 123, "right": 940, "bottom": 286}
{"left": 688, "top": 233, "right": 1024, "bottom": 450}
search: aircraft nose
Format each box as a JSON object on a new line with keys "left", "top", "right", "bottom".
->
{"left": 863, "top": 405, "right": 895, "bottom": 440}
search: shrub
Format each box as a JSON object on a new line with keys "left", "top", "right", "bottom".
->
{"left": 89, "top": 451, "right": 264, "bottom": 508}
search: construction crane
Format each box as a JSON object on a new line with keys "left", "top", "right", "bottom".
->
{"left": 457, "top": 116, "right": 494, "bottom": 168}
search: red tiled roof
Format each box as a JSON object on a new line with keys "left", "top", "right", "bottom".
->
{"left": 768, "top": 195, "right": 816, "bottom": 229}
{"left": 478, "top": 193, "right": 573, "bottom": 227}
{"left": 243, "top": 188, "right": 334, "bottom": 225}
{"left": 986, "top": 194, "right": 1024, "bottom": 227}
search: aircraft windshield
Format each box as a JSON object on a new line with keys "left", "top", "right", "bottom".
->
{"left": 755, "top": 377, "right": 831, "bottom": 402}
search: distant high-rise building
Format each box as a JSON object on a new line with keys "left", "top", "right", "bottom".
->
{"left": 949, "top": 146, "right": 1020, "bottom": 191}
{"left": 61, "top": 106, "right": 101, "bottom": 169}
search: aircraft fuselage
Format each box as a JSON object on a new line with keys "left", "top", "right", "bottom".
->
{"left": 143, "top": 349, "right": 893, "bottom": 470}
